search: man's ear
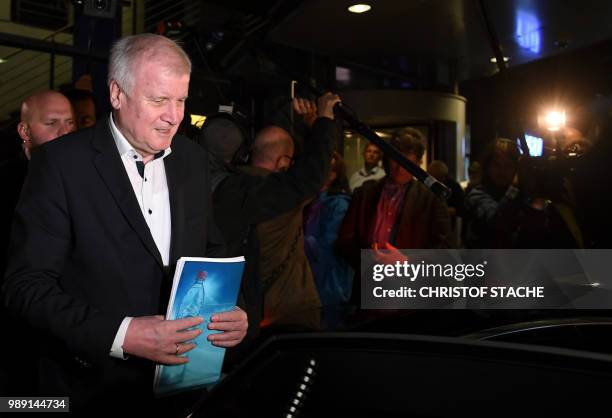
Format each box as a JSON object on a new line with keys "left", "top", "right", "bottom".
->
{"left": 109, "top": 80, "right": 122, "bottom": 110}
{"left": 18, "top": 122, "right": 33, "bottom": 160}
{"left": 275, "top": 156, "right": 290, "bottom": 173}
{"left": 17, "top": 122, "right": 30, "bottom": 142}
{"left": 274, "top": 156, "right": 283, "bottom": 172}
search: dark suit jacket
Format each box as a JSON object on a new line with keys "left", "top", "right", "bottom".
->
{"left": 2, "top": 119, "right": 216, "bottom": 408}
{"left": 0, "top": 153, "right": 36, "bottom": 396}
{"left": 0, "top": 153, "right": 28, "bottom": 275}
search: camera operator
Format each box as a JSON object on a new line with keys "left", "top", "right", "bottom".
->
{"left": 494, "top": 154, "right": 584, "bottom": 249}
{"left": 465, "top": 137, "right": 584, "bottom": 249}
{"left": 464, "top": 138, "right": 521, "bottom": 248}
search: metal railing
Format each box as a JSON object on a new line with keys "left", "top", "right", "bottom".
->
{"left": 1, "top": 0, "right": 205, "bottom": 122}
{"left": 0, "top": 24, "right": 74, "bottom": 120}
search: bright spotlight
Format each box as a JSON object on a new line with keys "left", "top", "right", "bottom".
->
{"left": 348, "top": 4, "right": 371, "bottom": 14}
{"left": 544, "top": 111, "right": 566, "bottom": 132}
{"left": 538, "top": 110, "right": 566, "bottom": 132}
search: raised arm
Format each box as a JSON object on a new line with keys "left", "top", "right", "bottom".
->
{"left": 213, "top": 93, "right": 341, "bottom": 224}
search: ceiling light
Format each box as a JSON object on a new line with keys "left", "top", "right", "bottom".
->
{"left": 348, "top": 4, "right": 371, "bottom": 14}
{"left": 490, "top": 56, "right": 510, "bottom": 63}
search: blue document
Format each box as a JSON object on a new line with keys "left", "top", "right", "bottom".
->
{"left": 153, "top": 256, "right": 245, "bottom": 396}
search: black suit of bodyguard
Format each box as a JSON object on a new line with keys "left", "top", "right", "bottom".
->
{"left": 2, "top": 120, "right": 213, "bottom": 404}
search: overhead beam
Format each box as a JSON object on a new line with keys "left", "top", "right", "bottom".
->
{"left": 0, "top": 32, "right": 107, "bottom": 61}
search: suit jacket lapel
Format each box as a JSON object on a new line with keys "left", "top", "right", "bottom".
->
{"left": 397, "top": 180, "right": 417, "bottom": 247}
{"left": 164, "top": 147, "right": 189, "bottom": 264}
{"left": 365, "top": 181, "right": 385, "bottom": 246}
{"left": 91, "top": 119, "right": 164, "bottom": 269}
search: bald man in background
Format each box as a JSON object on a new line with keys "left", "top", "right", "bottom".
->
{"left": 250, "top": 126, "right": 295, "bottom": 172}
{"left": 243, "top": 125, "right": 322, "bottom": 328}
{"left": 1, "top": 90, "right": 74, "bottom": 395}
{"left": 207, "top": 93, "right": 339, "bottom": 354}
{"left": 3, "top": 90, "right": 75, "bottom": 268}
{"left": 3, "top": 90, "right": 76, "bottom": 273}
{"left": 17, "top": 89, "right": 75, "bottom": 159}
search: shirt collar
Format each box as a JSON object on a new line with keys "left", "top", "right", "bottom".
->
{"left": 383, "top": 177, "right": 412, "bottom": 192}
{"left": 108, "top": 113, "right": 172, "bottom": 162}
{"left": 360, "top": 165, "right": 381, "bottom": 176}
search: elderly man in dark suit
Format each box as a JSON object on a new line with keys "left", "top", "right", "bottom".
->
{"left": 2, "top": 34, "right": 247, "bottom": 410}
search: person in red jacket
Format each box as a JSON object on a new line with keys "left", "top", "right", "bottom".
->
{"left": 337, "top": 127, "right": 452, "bottom": 304}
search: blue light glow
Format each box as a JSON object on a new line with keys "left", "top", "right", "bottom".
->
{"left": 516, "top": 10, "right": 541, "bottom": 54}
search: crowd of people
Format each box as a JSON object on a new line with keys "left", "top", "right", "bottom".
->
{"left": 0, "top": 32, "right": 601, "bottom": 411}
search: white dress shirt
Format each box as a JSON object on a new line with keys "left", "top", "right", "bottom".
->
{"left": 349, "top": 165, "right": 386, "bottom": 191}
{"left": 107, "top": 114, "right": 172, "bottom": 359}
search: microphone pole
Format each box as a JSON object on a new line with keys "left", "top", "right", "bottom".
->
{"left": 265, "top": 54, "right": 451, "bottom": 200}
{"left": 331, "top": 101, "right": 451, "bottom": 201}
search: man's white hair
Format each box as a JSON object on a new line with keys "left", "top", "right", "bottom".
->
{"left": 108, "top": 34, "right": 192, "bottom": 94}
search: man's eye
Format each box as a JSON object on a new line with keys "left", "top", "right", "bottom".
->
{"left": 45, "top": 121, "right": 56, "bottom": 126}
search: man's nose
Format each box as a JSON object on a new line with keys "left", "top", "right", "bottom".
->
{"left": 57, "top": 122, "right": 73, "bottom": 137}
{"left": 161, "top": 102, "right": 182, "bottom": 125}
